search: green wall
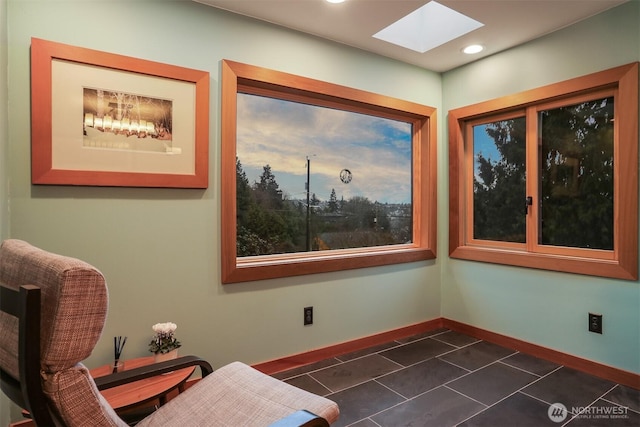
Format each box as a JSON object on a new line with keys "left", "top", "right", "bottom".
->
{"left": 1, "top": 0, "right": 8, "bottom": 423}
{"left": 5, "top": 0, "right": 441, "bottom": 392}
{"left": 1, "top": 0, "right": 7, "bottom": 239}
{"left": 441, "top": 1, "right": 640, "bottom": 374}
{"left": 1, "top": 0, "right": 638, "bottom": 423}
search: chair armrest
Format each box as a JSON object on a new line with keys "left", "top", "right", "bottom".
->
{"left": 93, "top": 355, "right": 213, "bottom": 390}
{"left": 268, "top": 410, "right": 330, "bottom": 427}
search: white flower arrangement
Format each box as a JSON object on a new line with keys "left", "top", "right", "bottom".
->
{"left": 148, "top": 322, "right": 182, "bottom": 354}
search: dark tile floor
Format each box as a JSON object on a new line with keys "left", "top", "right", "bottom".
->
{"left": 273, "top": 329, "right": 640, "bottom": 427}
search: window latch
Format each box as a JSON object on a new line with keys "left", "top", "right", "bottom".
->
{"left": 525, "top": 196, "right": 533, "bottom": 214}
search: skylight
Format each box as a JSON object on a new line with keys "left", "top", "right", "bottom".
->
{"left": 373, "top": 1, "right": 484, "bottom": 53}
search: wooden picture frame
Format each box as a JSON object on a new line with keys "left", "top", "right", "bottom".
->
{"left": 30, "top": 38, "right": 209, "bottom": 188}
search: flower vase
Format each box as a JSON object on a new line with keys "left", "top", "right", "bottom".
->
{"left": 154, "top": 348, "right": 178, "bottom": 363}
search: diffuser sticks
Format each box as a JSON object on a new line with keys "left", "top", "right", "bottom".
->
{"left": 113, "top": 336, "right": 127, "bottom": 373}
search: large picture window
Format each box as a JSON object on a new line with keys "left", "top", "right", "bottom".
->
{"left": 221, "top": 60, "right": 437, "bottom": 283}
{"left": 449, "top": 63, "right": 638, "bottom": 280}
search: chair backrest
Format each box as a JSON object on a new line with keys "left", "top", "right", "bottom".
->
{"left": 0, "top": 239, "right": 126, "bottom": 426}
{"left": 0, "top": 282, "right": 51, "bottom": 424}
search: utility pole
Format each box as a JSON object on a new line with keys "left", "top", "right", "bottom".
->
{"left": 306, "top": 156, "right": 311, "bottom": 251}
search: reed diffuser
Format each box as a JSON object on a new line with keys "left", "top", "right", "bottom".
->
{"left": 113, "top": 336, "right": 127, "bottom": 373}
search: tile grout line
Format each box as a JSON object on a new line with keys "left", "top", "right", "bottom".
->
{"left": 559, "top": 383, "right": 634, "bottom": 426}
{"left": 334, "top": 342, "right": 401, "bottom": 363}
{"left": 600, "top": 394, "right": 640, "bottom": 415}
{"left": 360, "top": 355, "right": 503, "bottom": 423}
{"left": 443, "top": 383, "right": 489, "bottom": 407}
{"left": 278, "top": 333, "right": 426, "bottom": 380}
{"left": 278, "top": 329, "right": 460, "bottom": 381}
{"left": 314, "top": 362, "right": 411, "bottom": 397}
{"left": 376, "top": 353, "right": 414, "bottom": 371}
{"left": 343, "top": 379, "right": 413, "bottom": 425}
{"left": 436, "top": 356, "right": 473, "bottom": 372}
{"left": 280, "top": 331, "right": 634, "bottom": 427}
{"left": 277, "top": 358, "right": 343, "bottom": 381}
{"left": 445, "top": 354, "right": 548, "bottom": 425}
{"left": 344, "top": 418, "right": 383, "bottom": 427}
{"left": 431, "top": 335, "right": 481, "bottom": 348}
{"left": 331, "top": 331, "right": 449, "bottom": 365}
{"left": 495, "top": 359, "right": 545, "bottom": 377}
{"left": 332, "top": 339, "right": 517, "bottom": 426}
{"left": 373, "top": 341, "right": 482, "bottom": 385}
{"left": 431, "top": 346, "right": 520, "bottom": 379}
{"left": 373, "top": 377, "right": 411, "bottom": 401}
{"left": 304, "top": 373, "right": 337, "bottom": 396}
{"left": 452, "top": 363, "right": 566, "bottom": 426}
{"left": 368, "top": 341, "right": 538, "bottom": 414}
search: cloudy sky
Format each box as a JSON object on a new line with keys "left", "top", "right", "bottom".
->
{"left": 236, "top": 93, "right": 413, "bottom": 204}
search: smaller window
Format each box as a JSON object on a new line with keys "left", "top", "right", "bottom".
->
{"left": 449, "top": 63, "right": 638, "bottom": 280}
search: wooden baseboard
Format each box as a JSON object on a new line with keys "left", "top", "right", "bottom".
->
{"left": 442, "top": 318, "right": 640, "bottom": 390}
{"left": 252, "top": 318, "right": 444, "bottom": 375}
{"left": 251, "top": 317, "right": 639, "bottom": 390}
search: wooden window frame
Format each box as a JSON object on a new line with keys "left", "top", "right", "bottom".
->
{"left": 221, "top": 60, "right": 438, "bottom": 284}
{"left": 449, "top": 63, "right": 638, "bottom": 280}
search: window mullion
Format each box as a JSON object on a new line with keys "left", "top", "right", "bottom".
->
{"left": 525, "top": 107, "right": 538, "bottom": 253}
{"left": 464, "top": 121, "right": 475, "bottom": 245}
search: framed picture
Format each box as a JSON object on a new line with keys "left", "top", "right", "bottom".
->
{"left": 30, "top": 38, "right": 209, "bottom": 188}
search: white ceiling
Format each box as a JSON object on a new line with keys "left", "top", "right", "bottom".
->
{"left": 194, "top": 0, "right": 627, "bottom": 72}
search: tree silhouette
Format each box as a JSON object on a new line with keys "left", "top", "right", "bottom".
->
{"left": 473, "top": 96, "right": 614, "bottom": 250}
{"left": 328, "top": 188, "right": 338, "bottom": 213}
{"left": 235, "top": 161, "right": 413, "bottom": 256}
{"left": 236, "top": 158, "right": 252, "bottom": 225}
{"left": 254, "top": 165, "right": 283, "bottom": 211}
{"left": 539, "top": 96, "right": 614, "bottom": 250}
{"left": 473, "top": 117, "right": 526, "bottom": 243}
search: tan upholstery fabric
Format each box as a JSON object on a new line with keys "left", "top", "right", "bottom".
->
{"left": 0, "top": 307, "right": 19, "bottom": 381}
{"left": 42, "top": 363, "right": 128, "bottom": 427}
{"left": 0, "top": 239, "right": 122, "bottom": 426}
{"left": 0, "top": 239, "right": 108, "bottom": 373}
{"left": 138, "top": 362, "right": 340, "bottom": 426}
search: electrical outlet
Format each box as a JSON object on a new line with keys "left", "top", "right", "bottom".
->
{"left": 304, "top": 306, "right": 313, "bottom": 326}
{"left": 588, "top": 313, "right": 602, "bottom": 334}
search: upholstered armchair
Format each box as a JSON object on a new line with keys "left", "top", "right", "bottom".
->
{"left": 0, "top": 239, "right": 339, "bottom": 426}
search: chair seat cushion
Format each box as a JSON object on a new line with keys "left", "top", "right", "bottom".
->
{"left": 137, "top": 361, "right": 339, "bottom": 426}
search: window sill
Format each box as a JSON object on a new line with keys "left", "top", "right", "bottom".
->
{"left": 449, "top": 245, "right": 636, "bottom": 280}
{"left": 224, "top": 246, "right": 436, "bottom": 283}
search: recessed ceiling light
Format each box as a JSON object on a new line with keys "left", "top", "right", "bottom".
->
{"left": 373, "top": 1, "right": 483, "bottom": 53}
{"left": 463, "top": 44, "right": 484, "bottom": 54}
{"left": 326, "top": 0, "right": 345, "bottom": 3}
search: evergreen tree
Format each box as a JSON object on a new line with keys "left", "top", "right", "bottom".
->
{"left": 473, "top": 118, "right": 526, "bottom": 242}
{"left": 236, "top": 158, "right": 252, "bottom": 225}
{"left": 235, "top": 162, "right": 415, "bottom": 255}
{"left": 328, "top": 188, "right": 338, "bottom": 212}
{"left": 473, "top": 96, "right": 614, "bottom": 250}
{"left": 254, "top": 164, "right": 283, "bottom": 210}
{"left": 538, "top": 97, "right": 613, "bottom": 249}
